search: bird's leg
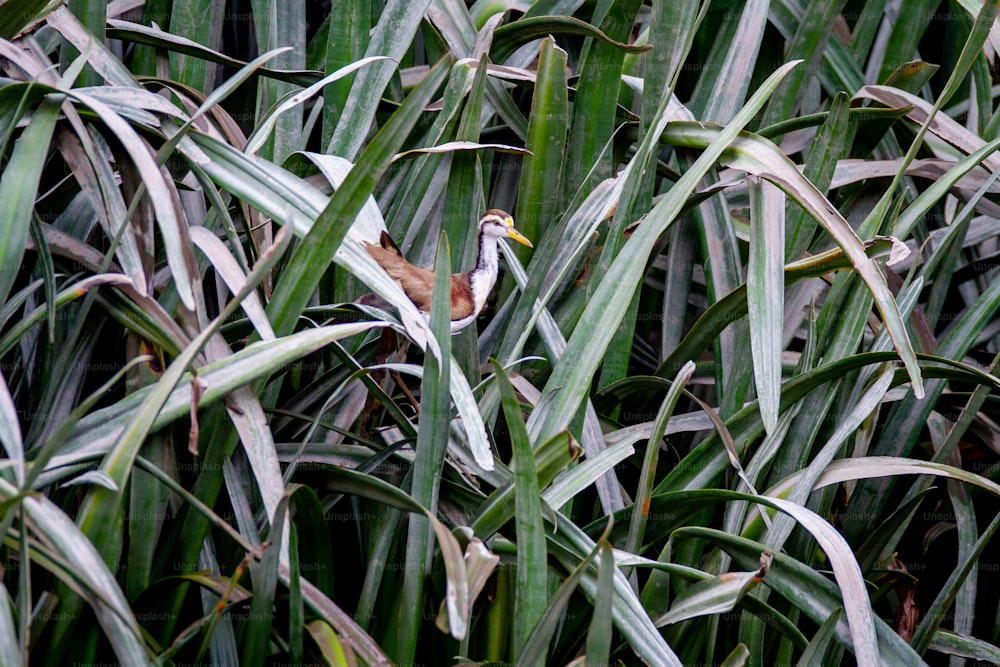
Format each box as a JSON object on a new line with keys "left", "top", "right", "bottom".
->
{"left": 391, "top": 368, "right": 420, "bottom": 415}
{"left": 359, "top": 327, "right": 397, "bottom": 436}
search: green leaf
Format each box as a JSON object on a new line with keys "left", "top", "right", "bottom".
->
{"left": 398, "top": 231, "right": 456, "bottom": 662}
{"left": 325, "top": 0, "right": 436, "bottom": 159}
{"left": 495, "top": 364, "right": 546, "bottom": 656}
{"left": 106, "top": 19, "right": 321, "bottom": 86}
{"left": 625, "top": 361, "right": 695, "bottom": 557}
{"left": 746, "top": 176, "right": 785, "bottom": 435}
{"left": 514, "top": 38, "right": 569, "bottom": 258}
{"left": 660, "top": 122, "right": 924, "bottom": 399}
{"left": 655, "top": 560, "right": 766, "bottom": 626}
{"left": 584, "top": 539, "right": 615, "bottom": 666}
{"left": 0, "top": 0, "right": 51, "bottom": 39}
{"left": 267, "top": 57, "right": 451, "bottom": 337}
{"left": 246, "top": 56, "right": 389, "bottom": 156}
{"left": 322, "top": 0, "right": 368, "bottom": 146}
{"left": 491, "top": 15, "right": 650, "bottom": 64}
{"left": 0, "top": 95, "right": 59, "bottom": 307}
{"left": 561, "top": 0, "right": 642, "bottom": 199}
{"left": 306, "top": 620, "right": 352, "bottom": 666}
{"left": 516, "top": 525, "right": 605, "bottom": 666}
{"left": 531, "top": 61, "right": 803, "bottom": 444}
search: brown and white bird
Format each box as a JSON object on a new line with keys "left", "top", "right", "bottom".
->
{"left": 363, "top": 209, "right": 532, "bottom": 332}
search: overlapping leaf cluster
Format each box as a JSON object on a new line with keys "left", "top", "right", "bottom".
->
{"left": 1, "top": 0, "right": 999, "bottom": 665}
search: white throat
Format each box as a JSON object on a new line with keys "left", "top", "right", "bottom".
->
{"left": 468, "top": 229, "right": 501, "bottom": 314}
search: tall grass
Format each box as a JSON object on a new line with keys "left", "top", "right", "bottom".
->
{"left": 1, "top": 0, "right": 999, "bottom": 665}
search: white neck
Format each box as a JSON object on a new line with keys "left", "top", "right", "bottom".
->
{"left": 468, "top": 228, "right": 501, "bottom": 309}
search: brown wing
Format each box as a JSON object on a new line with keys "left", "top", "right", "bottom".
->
{"left": 364, "top": 241, "right": 434, "bottom": 307}
{"left": 449, "top": 273, "right": 475, "bottom": 320}
{"left": 364, "top": 233, "right": 476, "bottom": 321}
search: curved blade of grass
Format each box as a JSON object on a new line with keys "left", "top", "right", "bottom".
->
{"left": 267, "top": 56, "right": 449, "bottom": 335}
{"left": 72, "top": 227, "right": 292, "bottom": 555}
{"left": 747, "top": 176, "right": 785, "bottom": 435}
{"left": 662, "top": 123, "right": 923, "bottom": 398}
{"left": 928, "top": 629, "right": 1000, "bottom": 663}
{"left": 398, "top": 232, "right": 461, "bottom": 659}
{"left": 689, "top": 0, "right": 768, "bottom": 123}
{"left": 674, "top": 525, "right": 918, "bottom": 665}
{"left": 772, "top": 457, "right": 1000, "bottom": 506}
{"left": 0, "top": 94, "right": 59, "bottom": 307}
{"left": 70, "top": 89, "right": 197, "bottom": 310}
{"left": 43, "top": 320, "right": 384, "bottom": 484}
{"left": 584, "top": 538, "right": 615, "bottom": 666}
{"left": 325, "top": 0, "right": 434, "bottom": 159}
{"left": 0, "top": 478, "right": 154, "bottom": 664}
{"left": 245, "top": 56, "right": 388, "bottom": 156}
{"left": 54, "top": 111, "right": 148, "bottom": 296}
{"left": 394, "top": 140, "right": 530, "bottom": 161}
{"left": 655, "top": 558, "right": 767, "bottom": 626}
{"left": 0, "top": 272, "right": 160, "bottom": 353}
{"left": 495, "top": 363, "right": 546, "bottom": 656}
{"left": 47, "top": 8, "right": 141, "bottom": 88}
{"left": 531, "top": 61, "right": 802, "bottom": 443}
{"left": 0, "top": 372, "right": 23, "bottom": 487}
{"left": 516, "top": 523, "right": 610, "bottom": 666}
{"left": 491, "top": 15, "right": 650, "bottom": 64}
{"left": 626, "top": 361, "right": 695, "bottom": 557}
{"left": 106, "top": 19, "right": 321, "bottom": 86}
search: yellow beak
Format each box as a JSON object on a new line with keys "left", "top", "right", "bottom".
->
{"left": 505, "top": 220, "right": 533, "bottom": 248}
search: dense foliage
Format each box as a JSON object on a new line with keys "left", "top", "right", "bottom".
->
{"left": 1, "top": 0, "right": 1000, "bottom": 665}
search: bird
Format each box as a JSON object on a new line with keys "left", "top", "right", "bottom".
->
{"left": 362, "top": 209, "right": 532, "bottom": 332}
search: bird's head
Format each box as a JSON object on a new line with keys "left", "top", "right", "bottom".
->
{"left": 479, "top": 209, "right": 533, "bottom": 248}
